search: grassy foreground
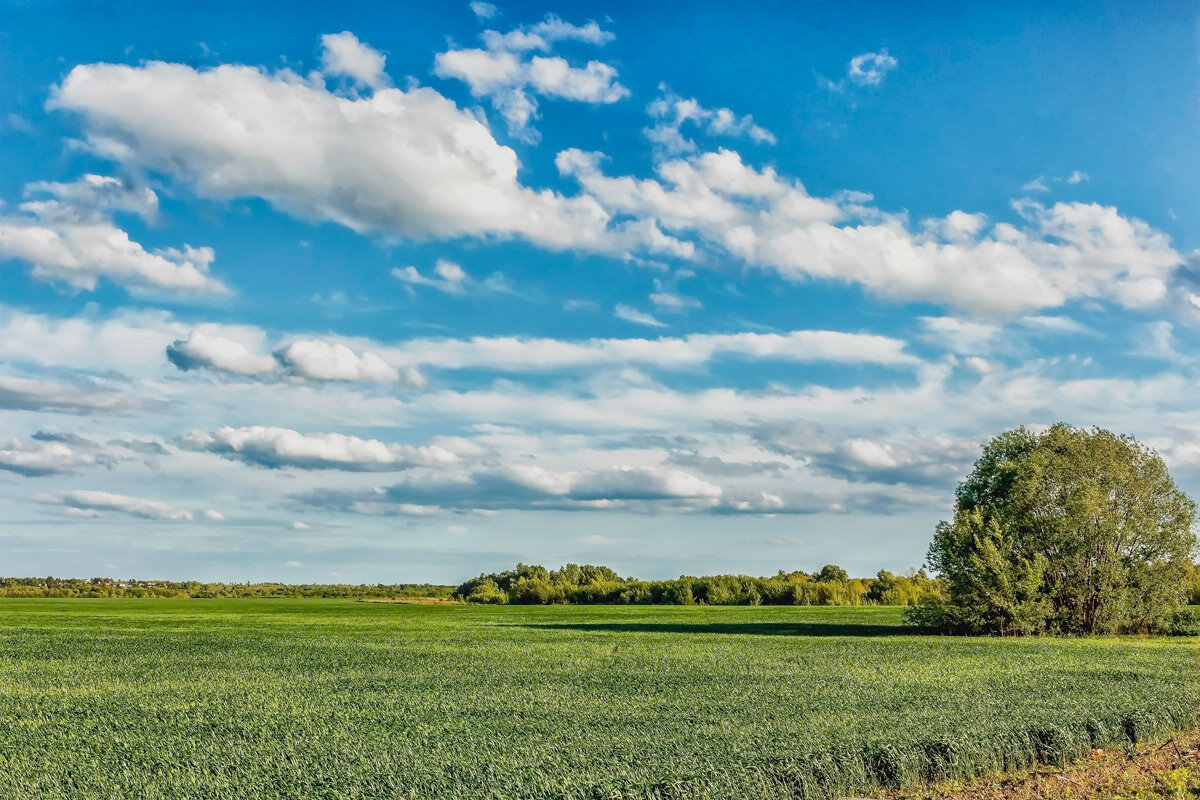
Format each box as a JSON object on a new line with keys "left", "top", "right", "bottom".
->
{"left": 0, "top": 600, "right": 1196, "bottom": 800}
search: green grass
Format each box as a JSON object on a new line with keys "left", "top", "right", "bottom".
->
{"left": 0, "top": 600, "right": 1196, "bottom": 799}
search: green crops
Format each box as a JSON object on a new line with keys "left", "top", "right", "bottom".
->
{"left": 0, "top": 600, "right": 1196, "bottom": 799}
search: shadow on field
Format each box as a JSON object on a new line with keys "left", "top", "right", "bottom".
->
{"left": 509, "top": 621, "right": 913, "bottom": 637}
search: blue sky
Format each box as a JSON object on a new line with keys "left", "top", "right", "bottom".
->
{"left": 0, "top": 0, "right": 1197, "bottom": 582}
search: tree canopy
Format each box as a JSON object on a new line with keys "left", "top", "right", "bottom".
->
{"left": 925, "top": 423, "right": 1197, "bottom": 635}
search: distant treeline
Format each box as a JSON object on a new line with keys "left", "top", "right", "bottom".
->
{"left": 454, "top": 563, "right": 949, "bottom": 606}
{"left": 3, "top": 564, "right": 1197, "bottom": 605}
{"left": 0, "top": 577, "right": 455, "bottom": 599}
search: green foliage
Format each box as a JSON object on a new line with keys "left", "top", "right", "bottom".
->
{"left": 454, "top": 563, "right": 945, "bottom": 607}
{"left": 926, "top": 424, "right": 1198, "bottom": 635}
{"left": 0, "top": 600, "right": 1195, "bottom": 799}
{"left": 0, "top": 576, "right": 455, "bottom": 600}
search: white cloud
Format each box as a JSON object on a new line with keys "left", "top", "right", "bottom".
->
{"left": 434, "top": 13, "right": 627, "bottom": 139}
{"left": 392, "top": 259, "right": 474, "bottom": 295}
{"left": 34, "top": 489, "right": 195, "bottom": 520}
{"left": 1022, "top": 176, "right": 1051, "bottom": 193}
{"left": 648, "top": 290, "right": 701, "bottom": 311}
{"left": 0, "top": 375, "right": 133, "bottom": 415}
{"left": 750, "top": 422, "right": 982, "bottom": 488}
{"left": 298, "top": 463, "right": 724, "bottom": 514}
{"left": 167, "top": 330, "right": 277, "bottom": 376}
{"left": 50, "top": 59, "right": 655, "bottom": 255}
{"left": 0, "top": 175, "right": 227, "bottom": 295}
{"left": 0, "top": 306, "right": 179, "bottom": 373}
{"left": 1152, "top": 425, "right": 1200, "bottom": 470}
{"left": 1025, "top": 171, "right": 1090, "bottom": 193}
{"left": 1018, "top": 315, "right": 1092, "bottom": 334}
{"left": 164, "top": 330, "right": 426, "bottom": 386}
{"left": 41, "top": 48, "right": 1184, "bottom": 324}
{"left": 645, "top": 85, "right": 776, "bottom": 155}
{"left": 22, "top": 174, "right": 158, "bottom": 220}
{"left": 559, "top": 149, "right": 1184, "bottom": 315}
{"left": 848, "top": 49, "right": 898, "bottom": 86}
{"left": 201, "top": 508, "right": 226, "bottom": 521}
{"left": 570, "top": 466, "right": 722, "bottom": 501}
{"left": 614, "top": 304, "right": 666, "bottom": 328}
{"left": 919, "top": 316, "right": 1001, "bottom": 354}
{"left": 470, "top": 2, "right": 497, "bottom": 21}
{"left": 160, "top": 323, "right": 918, "bottom": 384}
{"left": 0, "top": 437, "right": 109, "bottom": 476}
{"left": 962, "top": 356, "right": 996, "bottom": 375}
{"left": 381, "top": 328, "right": 920, "bottom": 371}
{"left": 320, "top": 32, "right": 388, "bottom": 89}
{"left": 275, "top": 339, "right": 425, "bottom": 386}
{"left": 181, "top": 426, "right": 462, "bottom": 471}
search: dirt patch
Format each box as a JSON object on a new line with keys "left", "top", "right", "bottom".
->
{"left": 884, "top": 730, "right": 1200, "bottom": 800}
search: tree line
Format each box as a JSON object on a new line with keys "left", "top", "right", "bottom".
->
{"left": 0, "top": 559, "right": 1196, "bottom": 608}
{"left": 0, "top": 577, "right": 455, "bottom": 599}
{"left": 454, "top": 563, "right": 948, "bottom": 606}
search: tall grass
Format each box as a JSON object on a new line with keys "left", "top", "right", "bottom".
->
{"left": 0, "top": 600, "right": 1195, "bottom": 799}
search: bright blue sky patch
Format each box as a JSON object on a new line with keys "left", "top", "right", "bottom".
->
{"left": 0, "top": 0, "right": 1197, "bottom": 582}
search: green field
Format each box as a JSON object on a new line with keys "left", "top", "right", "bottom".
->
{"left": 0, "top": 600, "right": 1196, "bottom": 800}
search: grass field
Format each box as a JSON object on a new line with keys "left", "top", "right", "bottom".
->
{"left": 0, "top": 600, "right": 1196, "bottom": 800}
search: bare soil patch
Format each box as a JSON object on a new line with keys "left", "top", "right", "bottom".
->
{"left": 885, "top": 730, "right": 1200, "bottom": 800}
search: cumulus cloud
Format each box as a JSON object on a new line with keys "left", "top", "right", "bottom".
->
{"left": 50, "top": 58, "right": 670, "bottom": 256}
{"left": 1152, "top": 425, "right": 1200, "bottom": 472}
{"left": 0, "top": 175, "right": 228, "bottom": 295}
{"left": 320, "top": 32, "right": 388, "bottom": 89}
{"left": 34, "top": 489, "right": 196, "bottom": 520}
{"left": 0, "top": 436, "right": 112, "bottom": 476}
{"left": 558, "top": 148, "right": 1185, "bottom": 314}
{"left": 42, "top": 46, "right": 1181, "bottom": 318}
{"left": 434, "top": 13, "right": 628, "bottom": 139}
{"left": 165, "top": 331, "right": 426, "bottom": 386}
{"left": 644, "top": 85, "right": 775, "bottom": 155}
{"left": 22, "top": 173, "right": 159, "bottom": 220}
{"left": 161, "top": 325, "right": 918, "bottom": 384}
{"left": 181, "top": 426, "right": 462, "bottom": 471}
{"left": 167, "top": 330, "right": 277, "bottom": 376}
{"left": 750, "top": 421, "right": 982, "bottom": 487}
{"left": 275, "top": 339, "right": 425, "bottom": 385}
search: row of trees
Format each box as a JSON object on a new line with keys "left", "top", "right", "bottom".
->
{"left": 454, "top": 563, "right": 946, "bottom": 606}
{"left": 3, "top": 565, "right": 1195, "bottom": 607}
{"left": 0, "top": 577, "right": 455, "bottom": 600}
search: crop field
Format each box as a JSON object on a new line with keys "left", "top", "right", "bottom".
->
{"left": 0, "top": 600, "right": 1196, "bottom": 800}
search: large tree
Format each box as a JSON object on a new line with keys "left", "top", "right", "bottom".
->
{"left": 926, "top": 423, "right": 1197, "bottom": 635}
